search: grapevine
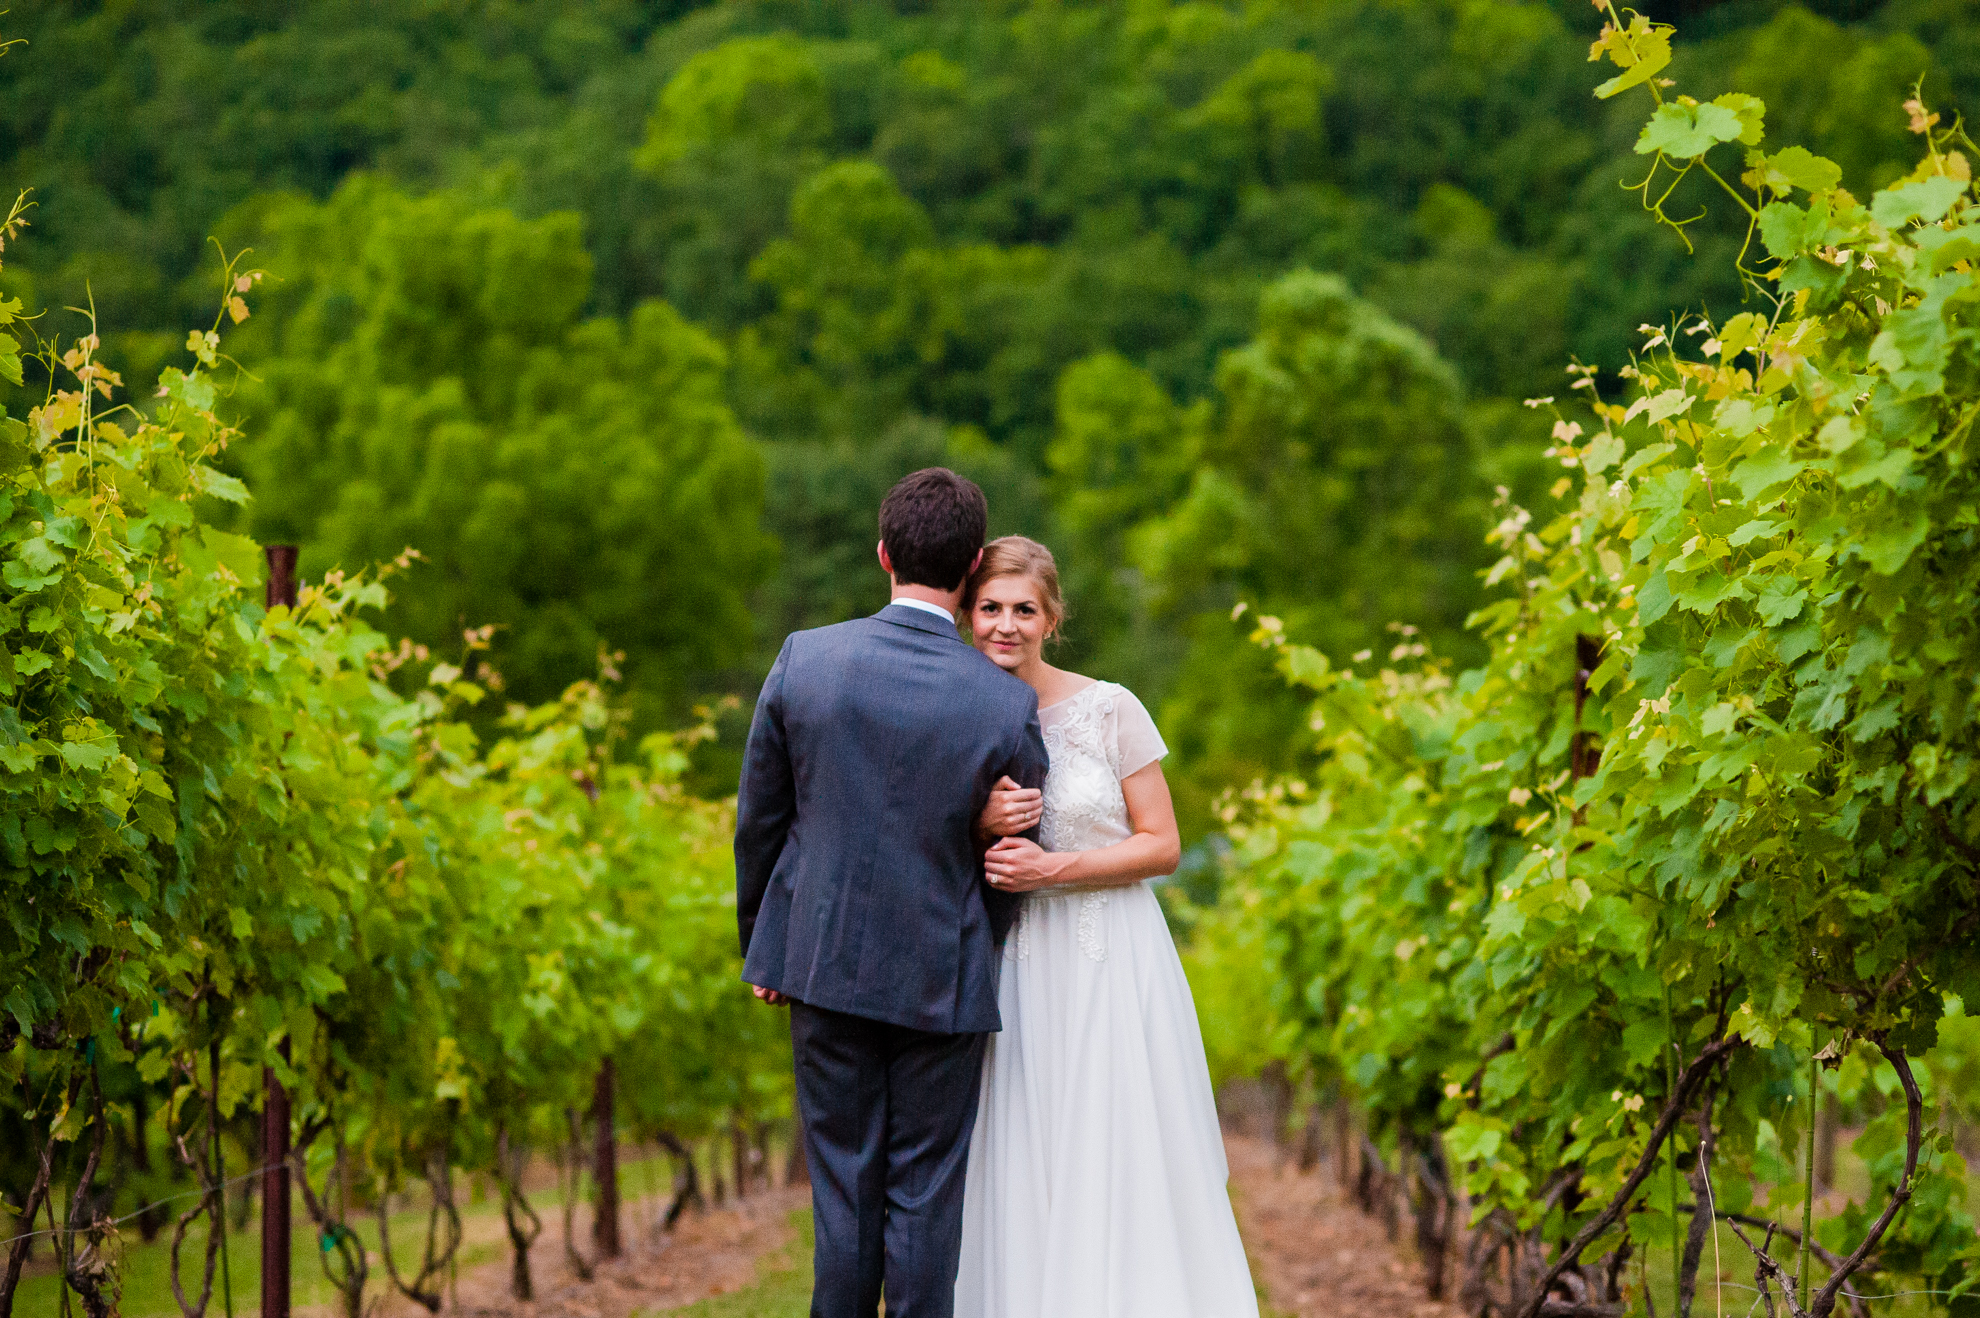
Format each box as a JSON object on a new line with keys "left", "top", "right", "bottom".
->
{"left": 1216, "top": 15, "right": 1980, "bottom": 1316}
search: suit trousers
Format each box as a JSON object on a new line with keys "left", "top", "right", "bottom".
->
{"left": 790, "top": 1000, "right": 989, "bottom": 1318}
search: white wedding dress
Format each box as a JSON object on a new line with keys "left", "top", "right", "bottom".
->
{"left": 954, "top": 681, "right": 1259, "bottom": 1318}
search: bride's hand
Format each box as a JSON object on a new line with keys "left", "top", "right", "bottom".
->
{"left": 983, "top": 837, "right": 1070, "bottom": 893}
{"left": 977, "top": 775, "right": 1042, "bottom": 839}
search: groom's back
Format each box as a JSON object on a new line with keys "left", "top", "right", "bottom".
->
{"left": 735, "top": 605, "right": 1047, "bottom": 1034}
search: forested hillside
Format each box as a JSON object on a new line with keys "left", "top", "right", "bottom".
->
{"left": 8, "top": 6, "right": 1980, "bottom": 1318}
{"left": 5, "top": 0, "right": 1975, "bottom": 813}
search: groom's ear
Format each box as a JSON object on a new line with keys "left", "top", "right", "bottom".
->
{"left": 969, "top": 548, "right": 983, "bottom": 575}
{"left": 877, "top": 540, "right": 894, "bottom": 577}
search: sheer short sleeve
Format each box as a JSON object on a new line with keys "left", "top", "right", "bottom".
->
{"left": 1109, "top": 685, "right": 1168, "bottom": 780}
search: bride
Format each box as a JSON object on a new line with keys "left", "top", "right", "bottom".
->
{"left": 953, "top": 536, "right": 1259, "bottom": 1318}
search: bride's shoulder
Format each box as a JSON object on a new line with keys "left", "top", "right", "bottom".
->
{"left": 1047, "top": 673, "right": 1123, "bottom": 701}
{"left": 1051, "top": 675, "right": 1143, "bottom": 716}
{"left": 1087, "top": 680, "right": 1160, "bottom": 735}
{"left": 1083, "top": 676, "right": 1140, "bottom": 704}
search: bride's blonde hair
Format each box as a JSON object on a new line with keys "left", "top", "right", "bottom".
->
{"left": 964, "top": 536, "right": 1067, "bottom": 636}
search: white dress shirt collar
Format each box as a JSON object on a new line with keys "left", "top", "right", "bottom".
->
{"left": 888, "top": 597, "right": 958, "bottom": 625}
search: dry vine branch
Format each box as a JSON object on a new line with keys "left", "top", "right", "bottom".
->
{"left": 1720, "top": 1038, "right": 1925, "bottom": 1318}
{"left": 1678, "top": 1086, "right": 1719, "bottom": 1317}
{"left": 1408, "top": 1131, "right": 1456, "bottom": 1299}
{"left": 1514, "top": 1035, "right": 1742, "bottom": 1318}
{"left": 495, "top": 1128, "right": 542, "bottom": 1300}
{"left": 1752, "top": 1221, "right": 1781, "bottom": 1318}
{"left": 290, "top": 1123, "right": 367, "bottom": 1318}
{"left": 1535, "top": 1301, "right": 1624, "bottom": 1317}
{"left": 1727, "top": 1217, "right": 1806, "bottom": 1317}
{"left": 373, "top": 1152, "right": 461, "bottom": 1314}
{"left": 655, "top": 1130, "right": 705, "bottom": 1230}
{"left": 1682, "top": 1207, "right": 1872, "bottom": 1313}
{"left": 559, "top": 1107, "right": 595, "bottom": 1281}
{"left": 166, "top": 1058, "right": 223, "bottom": 1318}
{"left": 1601, "top": 1233, "right": 1632, "bottom": 1306}
{"left": 1676, "top": 1209, "right": 1852, "bottom": 1273}
{"left": 1677, "top": 1205, "right": 1869, "bottom": 1314}
{"left": 0, "top": 1069, "right": 82, "bottom": 1317}
{"left": 1459, "top": 1206, "right": 1517, "bottom": 1315}
{"left": 60, "top": 1072, "right": 115, "bottom": 1318}
{"left": 1811, "top": 1040, "right": 1922, "bottom": 1317}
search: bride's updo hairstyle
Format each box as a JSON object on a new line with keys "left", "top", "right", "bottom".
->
{"left": 964, "top": 536, "right": 1067, "bottom": 639}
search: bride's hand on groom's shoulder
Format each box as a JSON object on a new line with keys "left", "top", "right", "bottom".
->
{"left": 977, "top": 776, "right": 1042, "bottom": 840}
{"left": 983, "top": 836, "right": 1070, "bottom": 893}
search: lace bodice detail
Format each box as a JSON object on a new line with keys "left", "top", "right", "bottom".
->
{"left": 1040, "top": 683, "right": 1135, "bottom": 855}
{"left": 1009, "top": 682, "right": 1167, "bottom": 963}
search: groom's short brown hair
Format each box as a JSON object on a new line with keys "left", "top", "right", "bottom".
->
{"left": 880, "top": 468, "right": 988, "bottom": 592}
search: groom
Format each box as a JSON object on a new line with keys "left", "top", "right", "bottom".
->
{"left": 735, "top": 468, "right": 1049, "bottom": 1318}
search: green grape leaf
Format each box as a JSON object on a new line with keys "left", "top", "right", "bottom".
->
{"left": 1713, "top": 93, "right": 1766, "bottom": 146}
{"left": 1760, "top": 201, "right": 1823, "bottom": 260}
{"left": 1858, "top": 507, "right": 1930, "bottom": 574}
{"left": 0, "top": 418, "right": 27, "bottom": 477}
{"left": 1913, "top": 222, "right": 1980, "bottom": 275}
{"left": 1583, "top": 431, "right": 1626, "bottom": 475}
{"left": 1753, "top": 575, "right": 1808, "bottom": 626}
{"left": 1869, "top": 302, "right": 1953, "bottom": 397}
{"left": 1727, "top": 519, "right": 1779, "bottom": 547}
{"left": 190, "top": 465, "right": 251, "bottom": 504}
{"left": 1285, "top": 644, "right": 1330, "bottom": 688}
{"left": 1732, "top": 447, "right": 1805, "bottom": 499}
{"left": 1871, "top": 175, "right": 1968, "bottom": 229}
{"left": 1443, "top": 1119, "right": 1505, "bottom": 1162}
{"left": 1637, "top": 101, "right": 1746, "bottom": 159}
{"left": 1592, "top": 19, "right": 1673, "bottom": 100}
{"left": 1778, "top": 254, "right": 1849, "bottom": 308}
{"left": 1755, "top": 146, "right": 1843, "bottom": 197}
{"left": 157, "top": 366, "right": 216, "bottom": 412}
{"left": 3, "top": 559, "right": 61, "bottom": 592}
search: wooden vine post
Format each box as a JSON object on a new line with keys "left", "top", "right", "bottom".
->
{"left": 260, "top": 545, "right": 299, "bottom": 1318}
{"left": 1570, "top": 633, "right": 1602, "bottom": 786}
{"left": 592, "top": 1057, "right": 621, "bottom": 1259}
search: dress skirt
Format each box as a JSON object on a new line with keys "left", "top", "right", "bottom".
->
{"left": 954, "top": 880, "right": 1260, "bottom": 1318}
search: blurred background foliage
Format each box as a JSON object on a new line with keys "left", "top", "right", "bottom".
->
{"left": 6, "top": 0, "right": 1973, "bottom": 824}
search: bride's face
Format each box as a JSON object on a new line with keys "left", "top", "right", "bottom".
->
{"left": 970, "top": 575, "right": 1052, "bottom": 672}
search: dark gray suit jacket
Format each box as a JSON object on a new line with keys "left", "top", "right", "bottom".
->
{"left": 735, "top": 602, "right": 1049, "bottom": 1034}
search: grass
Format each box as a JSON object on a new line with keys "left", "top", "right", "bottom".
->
{"left": 1630, "top": 1229, "right": 1941, "bottom": 1318}
{"left": 647, "top": 1200, "right": 1279, "bottom": 1318}
{"left": 650, "top": 1209, "right": 815, "bottom": 1318}
{"left": 16, "top": 1151, "right": 680, "bottom": 1318}
{"left": 15, "top": 1194, "right": 507, "bottom": 1318}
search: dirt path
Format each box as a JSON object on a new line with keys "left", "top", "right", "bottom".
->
{"left": 351, "top": 1136, "right": 1453, "bottom": 1318}
{"left": 1225, "top": 1134, "right": 1463, "bottom": 1318}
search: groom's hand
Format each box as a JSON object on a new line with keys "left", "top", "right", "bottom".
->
{"left": 752, "top": 985, "right": 790, "bottom": 1006}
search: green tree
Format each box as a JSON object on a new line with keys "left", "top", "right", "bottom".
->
{"left": 634, "top": 32, "right": 842, "bottom": 330}
{"left": 1042, "top": 351, "right": 1199, "bottom": 697}
{"left": 223, "top": 178, "right": 772, "bottom": 721}
{"left": 1734, "top": 8, "right": 1941, "bottom": 194}
{"left": 1122, "top": 270, "right": 1487, "bottom": 811}
{"left": 735, "top": 159, "right": 1059, "bottom": 447}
